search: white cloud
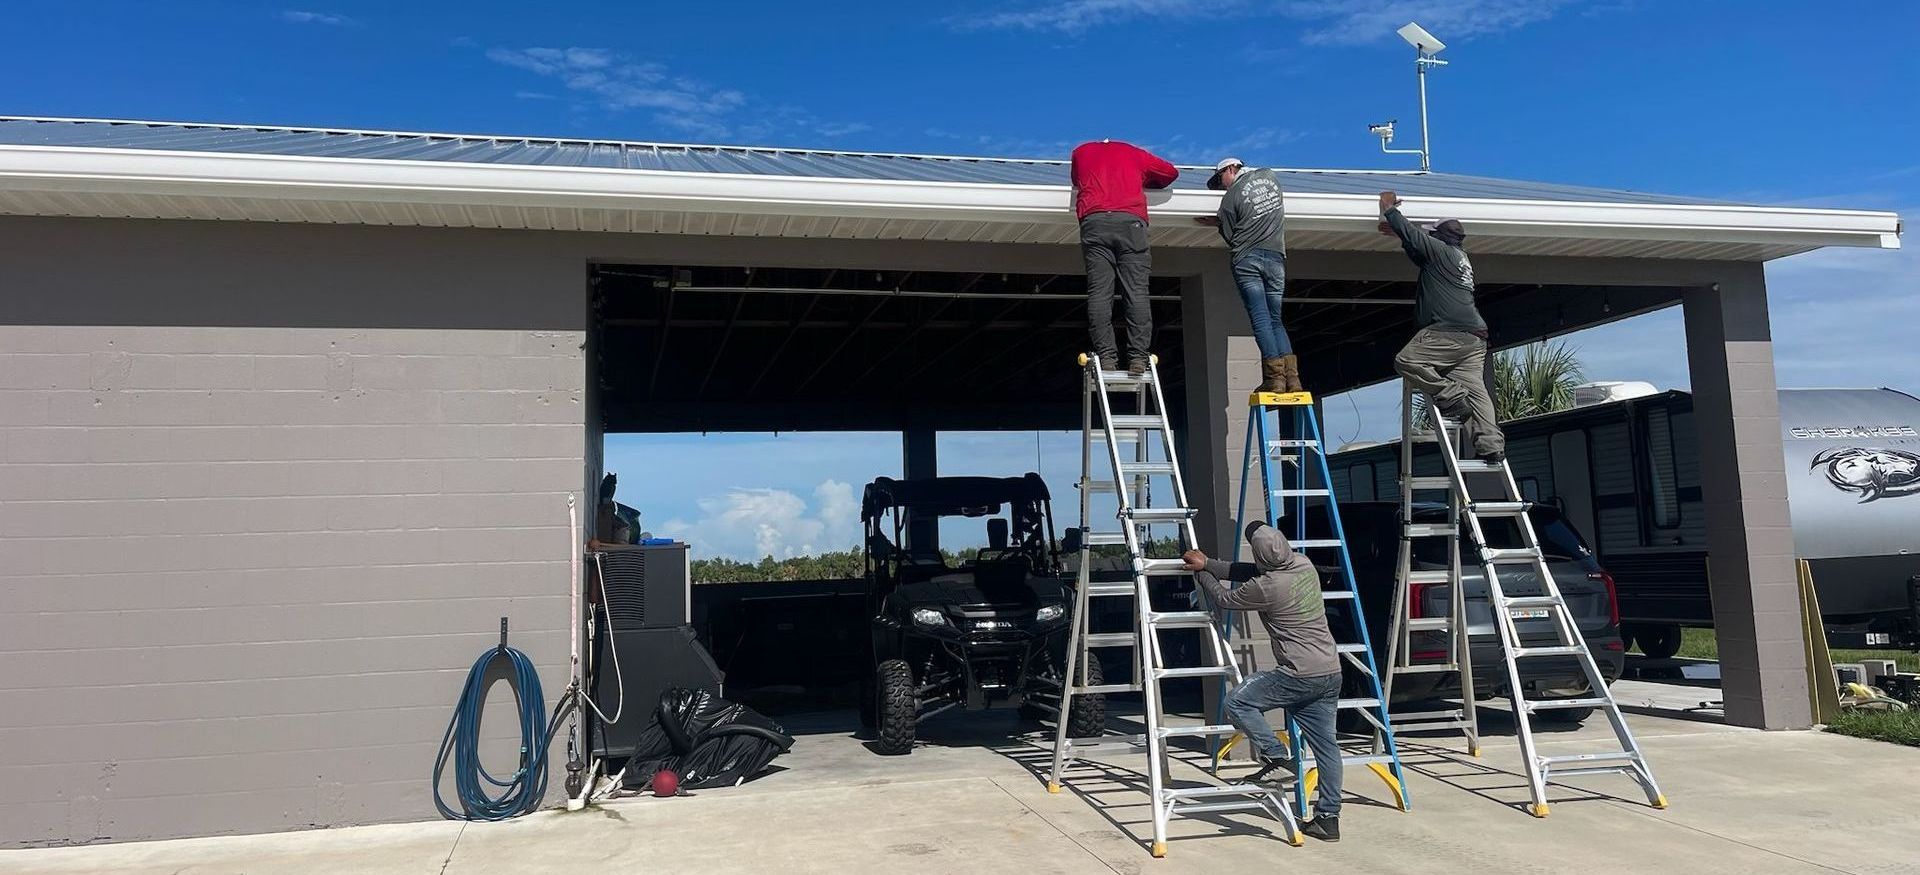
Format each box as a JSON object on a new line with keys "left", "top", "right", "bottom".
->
{"left": 1155, "top": 126, "right": 1307, "bottom": 166}
{"left": 1277, "top": 0, "right": 1579, "bottom": 45}
{"left": 955, "top": 0, "right": 1223, "bottom": 32}
{"left": 281, "top": 10, "right": 356, "bottom": 26}
{"left": 659, "top": 479, "right": 861, "bottom": 561}
{"left": 486, "top": 46, "right": 861, "bottom": 142}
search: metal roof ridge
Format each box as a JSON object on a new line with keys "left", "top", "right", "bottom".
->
{"left": 0, "top": 114, "right": 1432, "bottom": 175}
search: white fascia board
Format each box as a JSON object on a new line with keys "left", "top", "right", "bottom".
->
{"left": 0, "top": 144, "right": 1900, "bottom": 252}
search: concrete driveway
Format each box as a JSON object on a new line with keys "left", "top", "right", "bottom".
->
{"left": 4, "top": 706, "right": 1916, "bottom": 875}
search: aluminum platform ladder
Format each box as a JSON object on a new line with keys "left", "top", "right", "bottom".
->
{"left": 1047, "top": 354, "right": 1302, "bottom": 857}
{"left": 1222, "top": 388, "right": 1409, "bottom": 818}
{"left": 1398, "top": 384, "right": 1667, "bottom": 817}
{"left": 1383, "top": 383, "right": 1482, "bottom": 756}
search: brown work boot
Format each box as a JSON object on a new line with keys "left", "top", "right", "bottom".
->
{"left": 1282, "top": 354, "right": 1304, "bottom": 393}
{"left": 1127, "top": 355, "right": 1151, "bottom": 378}
{"left": 1259, "top": 357, "right": 1285, "bottom": 393}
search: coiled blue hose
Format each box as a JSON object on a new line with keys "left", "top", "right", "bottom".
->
{"left": 432, "top": 644, "right": 563, "bottom": 821}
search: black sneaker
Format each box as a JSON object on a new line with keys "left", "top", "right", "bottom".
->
{"left": 1242, "top": 748, "right": 1294, "bottom": 783}
{"left": 1126, "top": 357, "right": 1151, "bottom": 378}
{"left": 1301, "top": 816, "right": 1340, "bottom": 842}
{"left": 1476, "top": 449, "right": 1507, "bottom": 465}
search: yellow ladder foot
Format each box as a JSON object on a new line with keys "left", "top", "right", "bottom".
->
{"left": 1652, "top": 794, "right": 1669, "bottom": 809}
{"left": 1529, "top": 802, "right": 1551, "bottom": 818}
{"left": 1150, "top": 841, "right": 1167, "bottom": 858}
{"left": 1047, "top": 782, "right": 1061, "bottom": 794}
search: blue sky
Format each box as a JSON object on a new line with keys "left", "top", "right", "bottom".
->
{"left": 10, "top": 1, "right": 1915, "bottom": 558}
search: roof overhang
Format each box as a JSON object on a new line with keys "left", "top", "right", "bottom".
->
{"left": 0, "top": 143, "right": 1899, "bottom": 262}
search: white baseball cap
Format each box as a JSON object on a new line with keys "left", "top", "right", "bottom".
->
{"left": 1206, "top": 157, "right": 1244, "bottom": 190}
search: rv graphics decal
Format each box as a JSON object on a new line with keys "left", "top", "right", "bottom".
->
{"left": 1789, "top": 425, "right": 1919, "bottom": 439}
{"left": 1810, "top": 447, "right": 1920, "bottom": 503}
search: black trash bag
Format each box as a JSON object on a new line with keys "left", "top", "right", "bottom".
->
{"left": 620, "top": 688, "right": 794, "bottom": 791}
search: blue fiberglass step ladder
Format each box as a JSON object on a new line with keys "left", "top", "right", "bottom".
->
{"left": 1047, "top": 354, "right": 1301, "bottom": 858}
{"left": 1220, "top": 389, "right": 1409, "bottom": 819}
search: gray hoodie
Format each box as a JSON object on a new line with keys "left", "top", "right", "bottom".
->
{"left": 1194, "top": 523, "right": 1340, "bottom": 678}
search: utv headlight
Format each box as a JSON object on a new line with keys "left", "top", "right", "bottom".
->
{"left": 912, "top": 608, "right": 951, "bottom": 628}
{"left": 1034, "top": 604, "right": 1065, "bottom": 623}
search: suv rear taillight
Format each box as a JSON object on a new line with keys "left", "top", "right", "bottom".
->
{"left": 1590, "top": 570, "right": 1620, "bottom": 626}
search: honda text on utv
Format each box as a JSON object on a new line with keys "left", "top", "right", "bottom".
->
{"left": 859, "top": 473, "right": 1104, "bottom": 754}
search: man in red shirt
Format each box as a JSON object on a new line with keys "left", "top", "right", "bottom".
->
{"left": 1071, "top": 140, "right": 1180, "bottom": 375}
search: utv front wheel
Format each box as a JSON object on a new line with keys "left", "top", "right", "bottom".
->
{"left": 874, "top": 659, "right": 917, "bottom": 755}
{"left": 1065, "top": 658, "right": 1108, "bottom": 738}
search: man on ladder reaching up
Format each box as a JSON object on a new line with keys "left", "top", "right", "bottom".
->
{"left": 1378, "top": 190, "right": 1505, "bottom": 463}
{"left": 1181, "top": 522, "right": 1346, "bottom": 843}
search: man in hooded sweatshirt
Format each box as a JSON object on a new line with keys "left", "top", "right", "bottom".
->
{"left": 1378, "top": 190, "right": 1505, "bottom": 463}
{"left": 1181, "top": 521, "right": 1344, "bottom": 842}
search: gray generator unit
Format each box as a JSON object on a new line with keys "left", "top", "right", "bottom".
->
{"left": 588, "top": 544, "right": 725, "bottom": 760}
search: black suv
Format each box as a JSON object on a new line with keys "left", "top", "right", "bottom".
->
{"left": 1327, "top": 501, "right": 1626, "bottom": 725}
{"left": 859, "top": 474, "right": 1103, "bottom": 754}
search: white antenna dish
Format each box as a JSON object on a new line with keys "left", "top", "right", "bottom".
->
{"left": 1397, "top": 22, "right": 1446, "bottom": 54}
{"left": 1367, "top": 21, "right": 1449, "bottom": 172}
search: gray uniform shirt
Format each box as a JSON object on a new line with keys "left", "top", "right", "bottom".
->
{"left": 1192, "top": 525, "right": 1339, "bottom": 678}
{"left": 1216, "top": 167, "right": 1286, "bottom": 258}
{"left": 1385, "top": 207, "right": 1485, "bottom": 334}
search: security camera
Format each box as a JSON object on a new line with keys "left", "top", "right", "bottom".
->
{"left": 1368, "top": 121, "right": 1397, "bottom": 142}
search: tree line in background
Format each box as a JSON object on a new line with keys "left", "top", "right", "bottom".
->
{"left": 694, "top": 342, "right": 1585, "bottom": 585}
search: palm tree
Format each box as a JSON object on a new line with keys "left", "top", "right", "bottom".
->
{"left": 1410, "top": 340, "right": 1585, "bottom": 428}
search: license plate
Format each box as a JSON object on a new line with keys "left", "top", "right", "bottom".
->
{"left": 1508, "top": 608, "right": 1549, "bottom": 620}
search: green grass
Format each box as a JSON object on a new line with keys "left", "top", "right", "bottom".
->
{"left": 1649, "top": 627, "right": 1920, "bottom": 672}
{"left": 1825, "top": 709, "right": 1920, "bottom": 747}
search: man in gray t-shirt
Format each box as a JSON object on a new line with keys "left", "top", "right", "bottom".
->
{"left": 1200, "top": 157, "right": 1299, "bottom": 394}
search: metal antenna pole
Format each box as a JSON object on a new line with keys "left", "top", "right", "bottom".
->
{"left": 1416, "top": 57, "right": 1431, "bottom": 172}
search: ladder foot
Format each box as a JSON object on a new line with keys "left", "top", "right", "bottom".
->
{"left": 1366, "top": 763, "right": 1409, "bottom": 811}
{"left": 1469, "top": 746, "right": 1482, "bottom": 758}
{"left": 1529, "top": 802, "right": 1551, "bottom": 818}
{"left": 1047, "top": 782, "right": 1061, "bottom": 794}
{"left": 1150, "top": 841, "right": 1167, "bottom": 858}
{"left": 1287, "top": 831, "right": 1305, "bottom": 848}
{"left": 1652, "top": 794, "right": 1669, "bottom": 809}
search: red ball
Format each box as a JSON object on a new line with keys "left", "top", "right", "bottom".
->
{"left": 651, "top": 769, "right": 680, "bottom": 797}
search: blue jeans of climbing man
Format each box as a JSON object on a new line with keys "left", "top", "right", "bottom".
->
{"left": 1224, "top": 669, "right": 1343, "bottom": 817}
{"left": 1231, "top": 248, "right": 1291, "bottom": 359}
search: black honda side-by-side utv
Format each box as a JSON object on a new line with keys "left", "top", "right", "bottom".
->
{"left": 859, "top": 473, "right": 1104, "bottom": 754}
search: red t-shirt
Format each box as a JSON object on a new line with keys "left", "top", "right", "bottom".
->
{"left": 1070, "top": 140, "right": 1180, "bottom": 222}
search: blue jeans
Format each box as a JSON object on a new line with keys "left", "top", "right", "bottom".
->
{"left": 1231, "top": 249, "right": 1291, "bottom": 358}
{"left": 1224, "top": 669, "right": 1343, "bottom": 817}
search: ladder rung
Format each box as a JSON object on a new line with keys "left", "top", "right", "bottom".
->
{"left": 1076, "top": 683, "right": 1140, "bottom": 695}
{"left": 1122, "top": 461, "right": 1175, "bottom": 475}
{"left": 1405, "top": 570, "right": 1453, "bottom": 585}
{"left": 1338, "top": 697, "right": 1382, "bottom": 710}
{"left": 1271, "top": 489, "right": 1329, "bottom": 498}
{"left": 1502, "top": 596, "right": 1561, "bottom": 609}
{"left": 1087, "top": 583, "right": 1136, "bottom": 598}
{"left": 1084, "top": 632, "right": 1137, "bottom": 647}
{"left": 1526, "top": 696, "right": 1610, "bottom": 712}
{"left": 1392, "top": 709, "right": 1467, "bottom": 722}
{"left": 1548, "top": 766, "right": 1642, "bottom": 779}
{"left": 1404, "top": 524, "right": 1455, "bottom": 538}
{"left": 1337, "top": 643, "right": 1370, "bottom": 654}
{"left": 1138, "top": 558, "right": 1190, "bottom": 576}
{"left": 1159, "top": 724, "right": 1239, "bottom": 738}
{"left": 1085, "top": 477, "right": 1146, "bottom": 493}
{"left": 1066, "top": 733, "right": 1148, "bottom": 749}
{"left": 1150, "top": 611, "right": 1218, "bottom": 628}
{"left": 1164, "top": 785, "right": 1278, "bottom": 801}
{"left": 1483, "top": 547, "right": 1542, "bottom": 563}
{"left": 1300, "top": 753, "right": 1397, "bottom": 768}
{"left": 1470, "top": 501, "right": 1530, "bottom": 516}
{"left": 1268, "top": 439, "right": 1319, "bottom": 449}
{"left": 1540, "top": 752, "right": 1638, "bottom": 767}
{"left": 1170, "top": 801, "right": 1278, "bottom": 817}
{"left": 1319, "top": 590, "right": 1356, "bottom": 601}
{"left": 1290, "top": 539, "right": 1343, "bottom": 549}
{"left": 1391, "top": 664, "right": 1458, "bottom": 674}
{"left": 1121, "top": 507, "right": 1196, "bottom": 522}
{"left": 1512, "top": 646, "right": 1585, "bottom": 658}
{"left": 1089, "top": 429, "right": 1145, "bottom": 443}
{"left": 1451, "top": 459, "right": 1504, "bottom": 473}
{"left": 1407, "top": 618, "right": 1451, "bottom": 632}
{"left": 1408, "top": 476, "right": 1455, "bottom": 490}
{"left": 1155, "top": 666, "right": 1235, "bottom": 679}
{"left": 1107, "top": 414, "right": 1164, "bottom": 429}
{"left": 1084, "top": 532, "right": 1128, "bottom": 546}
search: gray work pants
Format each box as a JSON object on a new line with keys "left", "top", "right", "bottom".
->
{"left": 1394, "top": 327, "right": 1505, "bottom": 455}
{"left": 1080, "top": 211, "right": 1153, "bottom": 362}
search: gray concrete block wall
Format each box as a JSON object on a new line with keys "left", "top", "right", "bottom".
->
{"left": 0, "top": 218, "right": 588, "bottom": 846}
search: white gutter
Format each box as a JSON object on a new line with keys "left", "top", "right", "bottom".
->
{"left": 0, "top": 144, "right": 1900, "bottom": 252}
